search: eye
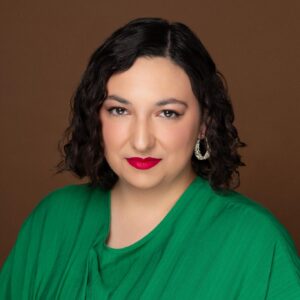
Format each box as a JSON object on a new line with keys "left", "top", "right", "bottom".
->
{"left": 107, "top": 107, "right": 128, "bottom": 116}
{"left": 159, "top": 110, "right": 181, "bottom": 119}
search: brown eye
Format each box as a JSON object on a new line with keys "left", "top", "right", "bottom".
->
{"left": 107, "top": 107, "right": 128, "bottom": 116}
{"left": 159, "top": 110, "right": 181, "bottom": 119}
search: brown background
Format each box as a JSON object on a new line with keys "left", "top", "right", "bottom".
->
{"left": 1, "top": 1, "right": 299, "bottom": 266}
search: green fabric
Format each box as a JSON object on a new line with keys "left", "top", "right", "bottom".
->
{"left": 1, "top": 176, "right": 300, "bottom": 299}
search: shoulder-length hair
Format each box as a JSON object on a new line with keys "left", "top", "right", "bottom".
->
{"left": 55, "top": 17, "right": 246, "bottom": 192}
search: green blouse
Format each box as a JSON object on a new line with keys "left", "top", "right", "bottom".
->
{"left": 1, "top": 176, "right": 299, "bottom": 299}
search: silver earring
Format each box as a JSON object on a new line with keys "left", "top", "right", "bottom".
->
{"left": 194, "top": 137, "right": 210, "bottom": 160}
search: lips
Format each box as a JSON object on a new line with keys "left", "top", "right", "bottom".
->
{"left": 126, "top": 157, "right": 162, "bottom": 170}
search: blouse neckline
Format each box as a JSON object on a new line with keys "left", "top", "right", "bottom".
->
{"left": 99, "top": 175, "right": 204, "bottom": 254}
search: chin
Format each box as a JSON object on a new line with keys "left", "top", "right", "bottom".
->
{"left": 121, "top": 173, "right": 164, "bottom": 190}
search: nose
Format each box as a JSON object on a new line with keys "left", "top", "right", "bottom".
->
{"left": 130, "top": 116, "right": 155, "bottom": 153}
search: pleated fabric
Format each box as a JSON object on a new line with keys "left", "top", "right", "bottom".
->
{"left": 1, "top": 176, "right": 300, "bottom": 299}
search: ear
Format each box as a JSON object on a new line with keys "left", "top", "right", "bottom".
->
{"left": 198, "top": 110, "right": 210, "bottom": 139}
{"left": 198, "top": 123, "right": 207, "bottom": 139}
{"left": 198, "top": 114, "right": 210, "bottom": 139}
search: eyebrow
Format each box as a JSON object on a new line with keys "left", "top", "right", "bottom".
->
{"left": 105, "top": 95, "right": 188, "bottom": 108}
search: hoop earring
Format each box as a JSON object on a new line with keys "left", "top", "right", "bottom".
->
{"left": 194, "top": 137, "right": 210, "bottom": 160}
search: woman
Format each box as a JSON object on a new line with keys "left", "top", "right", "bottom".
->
{"left": 1, "top": 17, "right": 299, "bottom": 299}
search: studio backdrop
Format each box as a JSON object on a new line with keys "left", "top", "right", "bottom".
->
{"left": 0, "top": 0, "right": 299, "bottom": 265}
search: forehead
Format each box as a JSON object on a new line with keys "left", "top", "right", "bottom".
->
{"left": 106, "top": 57, "right": 196, "bottom": 103}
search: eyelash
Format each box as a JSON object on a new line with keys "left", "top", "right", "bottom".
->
{"left": 160, "top": 110, "right": 182, "bottom": 119}
{"left": 106, "top": 107, "right": 128, "bottom": 117}
{"left": 106, "top": 107, "right": 182, "bottom": 119}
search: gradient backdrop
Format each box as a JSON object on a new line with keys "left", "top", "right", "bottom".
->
{"left": 1, "top": 0, "right": 299, "bottom": 265}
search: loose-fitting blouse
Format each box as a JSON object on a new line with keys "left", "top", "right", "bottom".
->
{"left": 1, "top": 176, "right": 300, "bottom": 299}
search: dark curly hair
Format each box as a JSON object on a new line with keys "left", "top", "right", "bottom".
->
{"left": 55, "top": 17, "right": 246, "bottom": 192}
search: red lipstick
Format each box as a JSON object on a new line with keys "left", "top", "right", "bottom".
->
{"left": 126, "top": 157, "right": 162, "bottom": 170}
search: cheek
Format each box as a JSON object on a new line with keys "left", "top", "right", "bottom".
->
{"left": 158, "top": 119, "right": 199, "bottom": 151}
{"left": 100, "top": 115, "right": 128, "bottom": 150}
{"left": 165, "top": 129, "right": 194, "bottom": 150}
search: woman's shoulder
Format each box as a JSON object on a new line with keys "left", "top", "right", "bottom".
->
{"left": 8, "top": 183, "right": 107, "bottom": 258}
{"left": 38, "top": 182, "right": 98, "bottom": 203}
{"left": 205, "top": 184, "right": 297, "bottom": 251}
{"left": 20, "top": 183, "right": 106, "bottom": 236}
{"left": 195, "top": 180, "right": 300, "bottom": 298}
{"left": 32, "top": 182, "right": 103, "bottom": 214}
{"left": 0, "top": 183, "right": 108, "bottom": 296}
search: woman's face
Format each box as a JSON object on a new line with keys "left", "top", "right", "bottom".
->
{"left": 99, "top": 56, "right": 205, "bottom": 190}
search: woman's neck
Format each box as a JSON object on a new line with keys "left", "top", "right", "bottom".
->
{"left": 110, "top": 171, "right": 197, "bottom": 214}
